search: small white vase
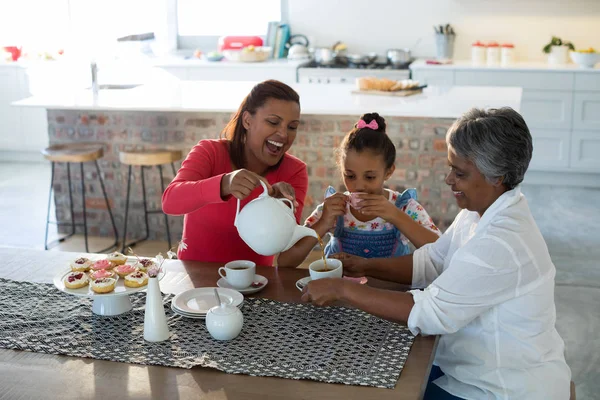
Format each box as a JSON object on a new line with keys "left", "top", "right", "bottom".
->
{"left": 143, "top": 277, "right": 170, "bottom": 342}
{"left": 548, "top": 45, "right": 569, "bottom": 65}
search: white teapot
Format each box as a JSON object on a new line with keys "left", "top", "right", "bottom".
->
{"left": 234, "top": 180, "right": 319, "bottom": 256}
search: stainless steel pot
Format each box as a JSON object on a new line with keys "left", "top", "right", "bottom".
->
{"left": 387, "top": 48, "right": 412, "bottom": 67}
{"left": 347, "top": 53, "right": 378, "bottom": 65}
{"left": 312, "top": 47, "right": 336, "bottom": 65}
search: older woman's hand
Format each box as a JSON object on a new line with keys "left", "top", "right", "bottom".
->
{"left": 271, "top": 181, "right": 299, "bottom": 208}
{"left": 330, "top": 252, "right": 369, "bottom": 277}
{"left": 301, "top": 278, "right": 345, "bottom": 306}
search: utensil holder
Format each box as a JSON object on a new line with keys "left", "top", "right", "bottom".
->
{"left": 435, "top": 34, "right": 455, "bottom": 60}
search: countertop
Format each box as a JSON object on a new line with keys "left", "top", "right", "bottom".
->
{"left": 12, "top": 80, "right": 522, "bottom": 118}
{"left": 410, "top": 59, "right": 600, "bottom": 73}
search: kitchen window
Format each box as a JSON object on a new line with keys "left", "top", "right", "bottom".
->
{"left": 176, "top": 0, "right": 286, "bottom": 50}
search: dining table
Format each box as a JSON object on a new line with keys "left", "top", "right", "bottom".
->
{"left": 0, "top": 247, "right": 437, "bottom": 400}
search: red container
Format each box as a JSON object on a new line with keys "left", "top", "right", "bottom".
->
{"left": 218, "top": 36, "right": 263, "bottom": 52}
{"left": 3, "top": 46, "right": 22, "bottom": 61}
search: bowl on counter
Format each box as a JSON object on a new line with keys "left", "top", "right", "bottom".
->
{"left": 223, "top": 46, "right": 271, "bottom": 62}
{"left": 570, "top": 51, "right": 600, "bottom": 68}
{"left": 205, "top": 52, "right": 224, "bottom": 62}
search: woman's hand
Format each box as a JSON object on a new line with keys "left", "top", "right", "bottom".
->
{"left": 301, "top": 278, "right": 345, "bottom": 306}
{"left": 330, "top": 252, "right": 369, "bottom": 277}
{"left": 317, "top": 193, "right": 348, "bottom": 231}
{"left": 221, "top": 169, "right": 272, "bottom": 200}
{"left": 356, "top": 193, "right": 400, "bottom": 222}
{"left": 271, "top": 182, "right": 299, "bottom": 208}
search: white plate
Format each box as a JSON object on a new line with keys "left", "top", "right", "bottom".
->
{"left": 53, "top": 265, "right": 165, "bottom": 298}
{"left": 171, "top": 301, "right": 243, "bottom": 319}
{"left": 295, "top": 276, "right": 369, "bottom": 291}
{"left": 217, "top": 274, "right": 268, "bottom": 294}
{"left": 171, "top": 287, "right": 243, "bottom": 315}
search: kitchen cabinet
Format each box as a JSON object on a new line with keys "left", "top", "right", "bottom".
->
{"left": 529, "top": 129, "right": 571, "bottom": 170}
{"left": 410, "top": 70, "right": 454, "bottom": 86}
{"left": 410, "top": 60, "right": 600, "bottom": 186}
{"left": 570, "top": 131, "right": 600, "bottom": 170}
{"left": 573, "top": 92, "right": 600, "bottom": 131}
{"left": 0, "top": 65, "right": 48, "bottom": 160}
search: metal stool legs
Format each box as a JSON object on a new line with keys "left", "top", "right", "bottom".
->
{"left": 44, "top": 161, "right": 119, "bottom": 252}
{"left": 121, "top": 164, "right": 175, "bottom": 253}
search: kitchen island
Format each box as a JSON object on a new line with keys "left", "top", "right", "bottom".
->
{"left": 14, "top": 81, "right": 521, "bottom": 241}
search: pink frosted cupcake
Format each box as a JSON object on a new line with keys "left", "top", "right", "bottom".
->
{"left": 114, "top": 264, "right": 138, "bottom": 278}
{"left": 90, "top": 269, "right": 116, "bottom": 280}
{"left": 91, "top": 259, "right": 113, "bottom": 271}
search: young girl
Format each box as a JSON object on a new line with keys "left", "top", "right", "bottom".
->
{"left": 277, "top": 112, "right": 440, "bottom": 268}
{"left": 162, "top": 80, "right": 308, "bottom": 265}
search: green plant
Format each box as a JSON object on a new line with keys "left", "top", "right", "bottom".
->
{"left": 543, "top": 36, "right": 575, "bottom": 54}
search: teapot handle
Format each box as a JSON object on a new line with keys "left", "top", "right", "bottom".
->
{"left": 234, "top": 180, "right": 271, "bottom": 227}
{"left": 280, "top": 198, "right": 295, "bottom": 214}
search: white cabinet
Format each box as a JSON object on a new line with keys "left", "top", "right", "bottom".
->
{"left": 574, "top": 73, "right": 600, "bottom": 92}
{"left": 573, "top": 93, "right": 600, "bottom": 131}
{"left": 0, "top": 67, "right": 23, "bottom": 151}
{"left": 159, "top": 67, "right": 188, "bottom": 80}
{"left": 520, "top": 90, "right": 573, "bottom": 130}
{"left": 411, "top": 70, "right": 454, "bottom": 86}
{"left": 454, "top": 70, "right": 574, "bottom": 91}
{"left": 570, "top": 131, "right": 600, "bottom": 170}
{"left": 529, "top": 129, "right": 571, "bottom": 169}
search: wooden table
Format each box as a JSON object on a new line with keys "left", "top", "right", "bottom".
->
{"left": 0, "top": 247, "right": 437, "bottom": 400}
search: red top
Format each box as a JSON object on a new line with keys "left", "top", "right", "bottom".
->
{"left": 162, "top": 139, "right": 308, "bottom": 265}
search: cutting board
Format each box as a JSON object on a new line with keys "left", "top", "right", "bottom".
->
{"left": 351, "top": 89, "right": 423, "bottom": 97}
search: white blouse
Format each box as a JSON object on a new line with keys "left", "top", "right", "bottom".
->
{"left": 408, "top": 186, "right": 571, "bottom": 400}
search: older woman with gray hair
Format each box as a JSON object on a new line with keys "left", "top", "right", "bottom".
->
{"left": 301, "top": 107, "right": 571, "bottom": 399}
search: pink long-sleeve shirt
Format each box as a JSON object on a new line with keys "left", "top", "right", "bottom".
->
{"left": 162, "top": 139, "right": 308, "bottom": 265}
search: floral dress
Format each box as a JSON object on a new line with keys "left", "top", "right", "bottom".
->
{"left": 305, "top": 186, "right": 440, "bottom": 258}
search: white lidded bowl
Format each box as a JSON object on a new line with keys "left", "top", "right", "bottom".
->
{"left": 223, "top": 46, "right": 271, "bottom": 62}
{"left": 570, "top": 51, "right": 600, "bottom": 68}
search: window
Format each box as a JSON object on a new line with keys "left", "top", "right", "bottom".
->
{"left": 176, "top": 0, "right": 284, "bottom": 50}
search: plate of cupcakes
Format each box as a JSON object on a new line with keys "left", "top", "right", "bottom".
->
{"left": 53, "top": 252, "right": 164, "bottom": 298}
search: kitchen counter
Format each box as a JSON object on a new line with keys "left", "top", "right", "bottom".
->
{"left": 410, "top": 59, "right": 600, "bottom": 73}
{"left": 15, "top": 80, "right": 521, "bottom": 241}
{"left": 151, "top": 56, "right": 310, "bottom": 69}
{"left": 14, "top": 81, "right": 522, "bottom": 118}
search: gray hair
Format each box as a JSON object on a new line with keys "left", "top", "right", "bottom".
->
{"left": 446, "top": 107, "right": 533, "bottom": 190}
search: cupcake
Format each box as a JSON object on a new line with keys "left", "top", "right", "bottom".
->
{"left": 90, "top": 277, "right": 116, "bottom": 294}
{"left": 70, "top": 257, "right": 92, "bottom": 272}
{"left": 91, "top": 259, "right": 113, "bottom": 271}
{"left": 90, "top": 269, "right": 116, "bottom": 280}
{"left": 114, "top": 264, "right": 138, "bottom": 278}
{"left": 136, "top": 258, "right": 156, "bottom": 272}
{"left": 64, "top": 271, "right": 89, "bottom": 289}
{"left": 107, "top": 251, "right": 127, "bottom": 266}
{"left": 124, "top": 271, "right": 149, "bottom": 288}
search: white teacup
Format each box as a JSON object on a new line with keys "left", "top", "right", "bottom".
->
{"left": 218, "top": 260, "right": 256, "bottom": 289}
{"left": 309, "top": 258, "right": 343, "bottom": 281}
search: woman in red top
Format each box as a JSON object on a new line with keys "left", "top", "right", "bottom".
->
{"left": 162, "top": 80, "right": 308, "bottom": 265}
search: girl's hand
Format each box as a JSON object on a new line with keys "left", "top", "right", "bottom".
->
{"left": 318, "top": 193, "right": 348, "bottom": 231}
{"left": 221, "top": 169, "right": 272, "bottom": 200}
{"left": 271, "top": 182, "right": 299, "bottom": 208}
{"left": 301, "top": 278, "right": 345, "bottom": 306}
{"left": 356, "top": 193, "right": 399, "bottom": 222}
{"left": 330, "top": 252, "right": 369, "bottom": 277}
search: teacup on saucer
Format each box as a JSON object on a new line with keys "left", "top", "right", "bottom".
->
{"left": 308, "top": 258, "right": 343, "bottom": 281}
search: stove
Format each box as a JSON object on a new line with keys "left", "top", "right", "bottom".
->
{"left": 297, "top": 60, "right": 412, "bottom": 84}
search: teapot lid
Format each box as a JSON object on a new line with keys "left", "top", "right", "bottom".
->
{"left": 208, "top": 303, "right": 241, "bottom": 317}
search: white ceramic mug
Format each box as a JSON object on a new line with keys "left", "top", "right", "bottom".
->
{"left": 309, "top": 258, "right": 343, "bottom": 281}
{"left": 218, "top": 260, "right": 256, "bottom": 289}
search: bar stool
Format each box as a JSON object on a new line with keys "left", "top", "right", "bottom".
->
{"left": 42, "top": 143, "right": 119, "bottom": 253}
{"left": 119, "top": 149, "right": 183, "bottom": 253}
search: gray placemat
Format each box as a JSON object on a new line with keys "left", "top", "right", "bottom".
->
{"left": 0, "top": 278, "right": 415, "bottom": 388}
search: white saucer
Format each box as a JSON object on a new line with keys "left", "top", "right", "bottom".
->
{"left": 171, "top": 287, "right": 244, "bottom": 315}
{"left": 295, "top": 276, "right": 369, "bottom": 291}
{"left": 217, "top": 274, "right": 268, "bottom": 294}
{"left": 171, "top": 301, "right": 243, "bottom": 319}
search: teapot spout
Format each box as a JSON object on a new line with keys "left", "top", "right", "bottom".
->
{"left": 282, "top": 225, "right": 320, "bottom": 252}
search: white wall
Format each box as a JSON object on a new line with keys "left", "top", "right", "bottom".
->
{"left": 288, "top": 0, "right": 600, "bottom": 62}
